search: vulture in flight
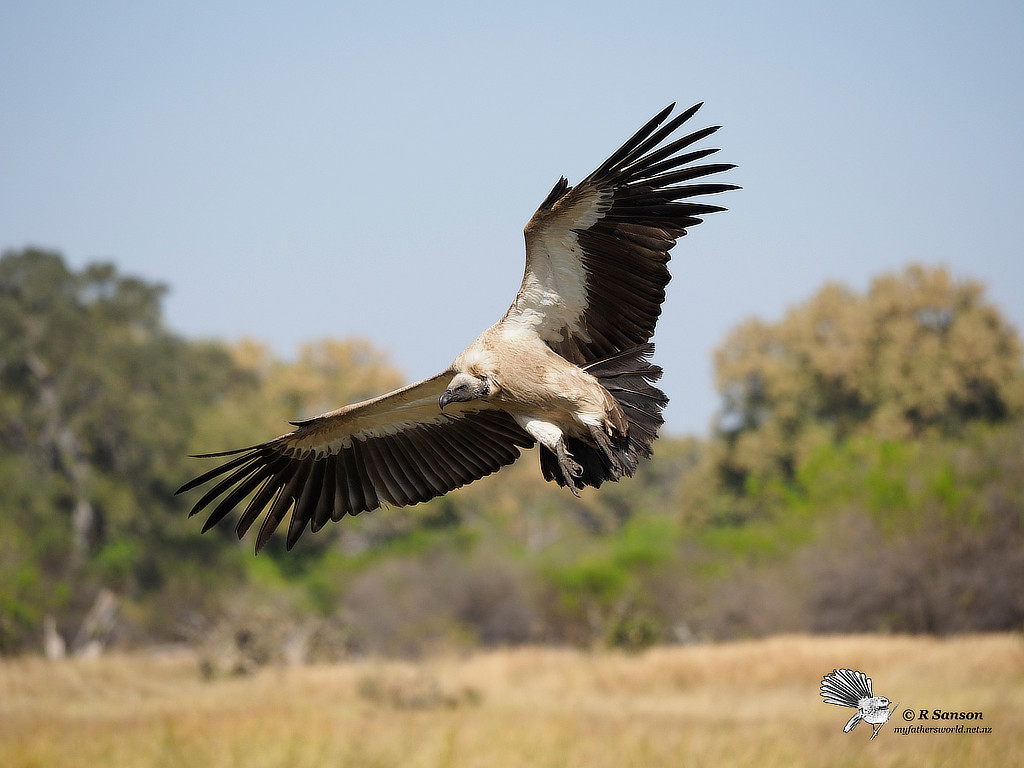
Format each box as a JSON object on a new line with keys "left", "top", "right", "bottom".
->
{"left": 178, "top": 103, "right": 737, "bottom": 552}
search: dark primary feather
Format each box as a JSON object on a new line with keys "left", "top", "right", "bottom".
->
{"left": 178, "top": 408, "right": 533, "bottom": 552}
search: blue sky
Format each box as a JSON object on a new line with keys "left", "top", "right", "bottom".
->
{"left": 3, "top": 1, "right": 1022, "bottom": 435}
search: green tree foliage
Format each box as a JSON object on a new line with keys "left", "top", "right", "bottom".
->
{"left": 0, "top": 249, "right": 419, "bottom": 652}
{"left": 2, "top": 250, "right": 1022, "bottom": 657}
{"left": 796, "top": 424, "right": 1024, "bottom": 633}
{"left": 0, "top": 249, "right": 237, "bottom": 649}
{"left": 690, "top": 423, "right": 1024, "bottom": 638}
{"left": 670, "top": 265, "right": 1024, "bottom": 638}
{"left": 713, "top": 264, "right": 1024, "bottom": 488}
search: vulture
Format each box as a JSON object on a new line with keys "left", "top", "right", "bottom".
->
{"left": 178, "top": 102, "right": 738, "bottom": 552}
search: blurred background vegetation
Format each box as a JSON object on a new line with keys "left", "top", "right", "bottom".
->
{"left": 2, "top": 247, "right": 1022, "bottom": 663}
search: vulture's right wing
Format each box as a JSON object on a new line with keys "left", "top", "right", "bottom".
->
{"left": 504, "top": 103, "right": 738, "bottom": 366}
{"left": 176, "top": 373, "right": 533, "bottom": 552}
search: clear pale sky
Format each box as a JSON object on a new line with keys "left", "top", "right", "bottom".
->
{"left": 3, "top": 1, "right": 1022, "bottom": 435}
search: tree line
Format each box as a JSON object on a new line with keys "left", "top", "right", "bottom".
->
{"left": 1, "top": 247, "right": 1021, "bottom": 660}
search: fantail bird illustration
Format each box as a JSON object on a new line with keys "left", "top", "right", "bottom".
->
{"left": 820, "top": 668, "right": 899, "bottom": 740}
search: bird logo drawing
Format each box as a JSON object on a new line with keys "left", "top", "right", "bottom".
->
{"left": 820, "top": 668, "right": 899, "bottom": 740}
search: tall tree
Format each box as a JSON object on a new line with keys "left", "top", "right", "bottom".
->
{"left": 713, "top": 264, "right": 1024, "bottom": 484}
{"left": 0, "top": 249, "right": 234, "bottom": 648}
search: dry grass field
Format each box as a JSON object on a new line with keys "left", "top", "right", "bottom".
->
{"left": 1, "top": 634, "right": 1021, "bottom": 767}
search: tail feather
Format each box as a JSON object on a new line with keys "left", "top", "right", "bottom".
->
{"left": 540, "top": 344, "right": 667, "bottom": 489}
{"left": 821, "top": 668, "right": 873, "bottom": 708}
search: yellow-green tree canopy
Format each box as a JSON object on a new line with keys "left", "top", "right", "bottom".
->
{"left": 190, "top": 337, "right": 404, "bottom": 455}
{"left": 713, "top": 264, "right": 1024, "bottom": 483}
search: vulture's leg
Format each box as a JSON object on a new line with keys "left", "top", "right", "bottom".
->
{"left": 554, "top": 442, "right": 583, "bottom": 497}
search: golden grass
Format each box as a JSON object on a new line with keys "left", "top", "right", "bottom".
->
{"left": 2, "top": 634, "right": 1022, "bottom": 767}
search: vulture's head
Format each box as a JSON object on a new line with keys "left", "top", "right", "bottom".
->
{"left": 439, "top": 372, "right": 494, "bottom": 409}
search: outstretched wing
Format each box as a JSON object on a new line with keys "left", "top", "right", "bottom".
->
{"left": 176, "top": 373, "right": 534, "bottom": 552}
{"left": 503, "top": 102, "right": 738, "bottom": 366}
{"left": 821, "top": 668, "right": 874, "bottom": 708}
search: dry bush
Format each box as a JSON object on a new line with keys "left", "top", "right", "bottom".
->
{"left": 690, "top": 562, "right": 805, "bottom": 640}
{"left": 356, "top": 664, "right": 482, "bottom": 709}
{"left": 341, "top": 548, "right": 540, "bottom": 656}
{"left": 798, "top": 502, "right": 1024, "bottom": 635}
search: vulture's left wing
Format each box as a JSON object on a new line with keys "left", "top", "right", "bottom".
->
{"left": 503, "top": 103, "right": 738, "bottom": 365}
{"left": 176, "top": 373, "right": 533, "bottom": 552}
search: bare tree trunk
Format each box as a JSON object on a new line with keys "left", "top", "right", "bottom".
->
{"left": 72, "top": 588, "right": 118, "bottom": 657}
{"left": 27, "top": 352, "right": 102, "bottom": 560}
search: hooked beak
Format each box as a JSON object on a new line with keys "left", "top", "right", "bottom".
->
{"left": 438, "top": 390, "right": 453, "bottom": 410}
